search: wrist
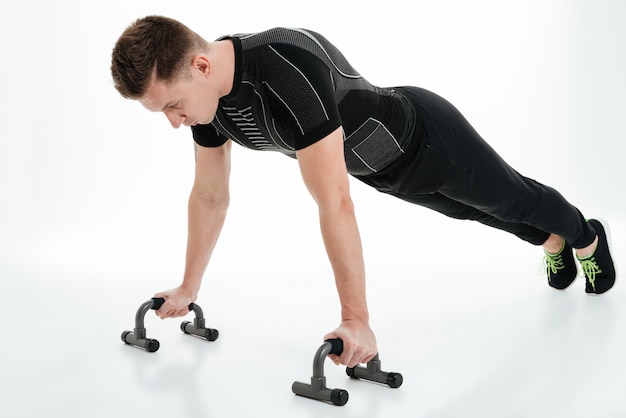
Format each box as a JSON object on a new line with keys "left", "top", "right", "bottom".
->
{"left": 180, "top": 282, "right": 199, "bottom": 300}
{"left": 341, "top": 309, "right": 369, "bottom": 324}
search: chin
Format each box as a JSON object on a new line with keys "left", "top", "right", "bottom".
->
{"left": 204, "top": 111, "right": 217, "bottom": 125}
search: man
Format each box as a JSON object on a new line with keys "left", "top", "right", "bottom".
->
{"left": 110, "top": 16, "right": 616, "bottom": 368}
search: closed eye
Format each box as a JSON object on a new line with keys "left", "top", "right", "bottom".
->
{"left": 163, "top": 100, "right": 182, "bottom": 111}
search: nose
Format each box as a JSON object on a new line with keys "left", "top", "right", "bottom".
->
{"left": 165, "top": 111, "right": 186, "bottom": 129}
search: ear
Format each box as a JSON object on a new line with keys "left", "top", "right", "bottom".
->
{"left": 192, "top": 54, "right": 210, "bottom": 76}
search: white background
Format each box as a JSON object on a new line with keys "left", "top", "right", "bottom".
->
{"left": 1, "top": 1, "right": 625, "bottom": 417}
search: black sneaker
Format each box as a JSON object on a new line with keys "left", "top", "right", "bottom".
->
{"left": 577, "top": 218, "right": 616, "bottom": 294}
{"left": 544, "top": 241, "right": 577, "bottom": 289}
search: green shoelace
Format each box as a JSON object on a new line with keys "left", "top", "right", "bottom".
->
{"left": 579, "top": 257, "right": 602, "bottom": 292}
{"left": 544, "top": 252, "right": 565, "bottom": 281}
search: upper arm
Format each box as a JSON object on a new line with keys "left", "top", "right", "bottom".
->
{"left": 296, "top": 127, "right": 350, "bottom": 207}
{"left": 265, "top": 44, "right": 342, "bottom": 151}
{"left": 191, "top": 140, "right": 232, "bottom": 204}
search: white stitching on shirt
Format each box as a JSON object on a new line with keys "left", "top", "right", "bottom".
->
{"left": 268, "top": 45, "right": 329, "bottom": 121}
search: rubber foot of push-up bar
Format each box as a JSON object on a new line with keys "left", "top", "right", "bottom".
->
{"left": 121, "top": 297, "right": 218, "bottom": 352}
{"left": 292, "top": 338, "right": 403, "bottom": 406}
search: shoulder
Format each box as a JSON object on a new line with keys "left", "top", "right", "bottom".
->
{"left": 220, "top": 28, "right": 328, "bottom": 51}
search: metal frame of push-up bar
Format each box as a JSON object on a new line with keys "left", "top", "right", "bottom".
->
{"left": 121, "top": 300, "right": 402, "bottom": 406}
{"left": 121, "top": 297, "right": 218, "bottom": 352}
{"left": 292, "top": 338, "right": 403, "bottom": 406}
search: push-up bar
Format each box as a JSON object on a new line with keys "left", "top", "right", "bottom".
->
{"left": 121, "top": 297, "right": 218, "bottom": 352}
{"left": 292, "top": 338, "right": 403, "bottom": 406}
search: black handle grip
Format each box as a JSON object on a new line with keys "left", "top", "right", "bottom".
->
{"left": 151, "top": 297, "right": 166, "bottom": 310}
{"left": 325, "top": 338, "right": 344, "bottom": 355}
{"left": 151, "top": 297, "right": 194, "bottom": 311}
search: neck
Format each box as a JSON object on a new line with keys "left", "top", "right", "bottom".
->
{"left": 211, "top": 39, "right": 235, "bottom": 98}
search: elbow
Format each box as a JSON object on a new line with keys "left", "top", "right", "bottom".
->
{"left": 190, "top": 188, "right": 230, "bottom": 214}
{"left": 214, "top": 194, "right": 230, "bottom": 215}
{"left": 319, "top": 194, "right": 355, "bottom": 218}
{"left": 339, "top": 195, "right": 355, "bottom": 215}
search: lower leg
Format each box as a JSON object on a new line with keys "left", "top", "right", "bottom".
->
{"left": 542, "top": 233, "right": 565, "bottom": 254}
{"left": 575, "top": 236, "right": 599, "bottom": 258}
{"left": 542, "top": 233, "right": 577, "bottom": 290}
{"left": 542, "top": 233, "right": 599, "bottom": 258}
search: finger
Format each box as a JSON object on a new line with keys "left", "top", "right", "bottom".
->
{"left": 162, "top": 308, "right": 185, "bottom": 318}
{"left": 346, "top": 347, "right": 373, "bottom": 368}
{"left": 346, "top": 352, "right": 361, "bottom": 369}
{"left": 338, "top": 345, "right": 356, "bottom": 367}
{"left": 158, "top": 302, "right": 176, "bottom": 319}
{"left": 362, "top": 352, "right": 377, "bottom": 364}
{"left": 327, "top": 354, "right": 340, "bottom": 365}
{"left": 155, "top": 303, "right": 170, "bottom": 318}
{"left": 174, "top": 309, "right": 188, "bottom": 317}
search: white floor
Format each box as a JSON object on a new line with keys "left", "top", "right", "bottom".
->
{"left": 1, "top": 216, "right": 624, "bottom": 418}
{"left": 2, "top": 1, "right": 626, "bottom": 417}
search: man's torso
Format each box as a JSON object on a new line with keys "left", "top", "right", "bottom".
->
{"left": 192, "top": 27, "right": 416, "bottom": 176}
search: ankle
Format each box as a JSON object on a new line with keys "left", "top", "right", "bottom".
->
{"left": 543, "top": 234, "right": 565, "bottom": 255}
{"left": 575, "top": 236, "right": 598, "bottom": 259}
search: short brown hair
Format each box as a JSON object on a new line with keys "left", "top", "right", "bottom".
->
{"left": 111, "top": 16, "right": 207, "bottom": 99}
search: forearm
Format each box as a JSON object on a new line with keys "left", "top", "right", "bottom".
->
{"left": 318, "top": 197, "right": 369, "bottom": 323}
{"left": 181, "top": 191, "right": 229, "bottom": 298}
{"left": 296, "top": 128, "right": 376, "bottom": 366}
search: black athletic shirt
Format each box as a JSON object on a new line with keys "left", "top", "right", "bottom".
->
{"left": 192, "top": 28, "right": 417, "bottom": 176}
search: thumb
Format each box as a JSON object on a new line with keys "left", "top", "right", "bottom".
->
{"left": 323, "top": 330, "right": 338, "bottom": 341}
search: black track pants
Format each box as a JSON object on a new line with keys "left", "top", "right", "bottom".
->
{"left": 355, "top": 87, "right": 596, "bottom": 248}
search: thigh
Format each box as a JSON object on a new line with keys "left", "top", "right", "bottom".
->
{"left": 402, "top": 87, "right": 543, "bottom": 223}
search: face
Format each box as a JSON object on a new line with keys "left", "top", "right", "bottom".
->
{"left": 139, "top": 56, "right": 219, "bottom": 129}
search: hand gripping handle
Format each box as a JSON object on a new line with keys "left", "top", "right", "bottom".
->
{"left": 150, "top": 297, "right": 194, "bottom": 312}
{"left": 325, "top": 338, "right": 403, "bottom": 388}
{"left": 150, "top": 297, "right": 218, "bottom": 341}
